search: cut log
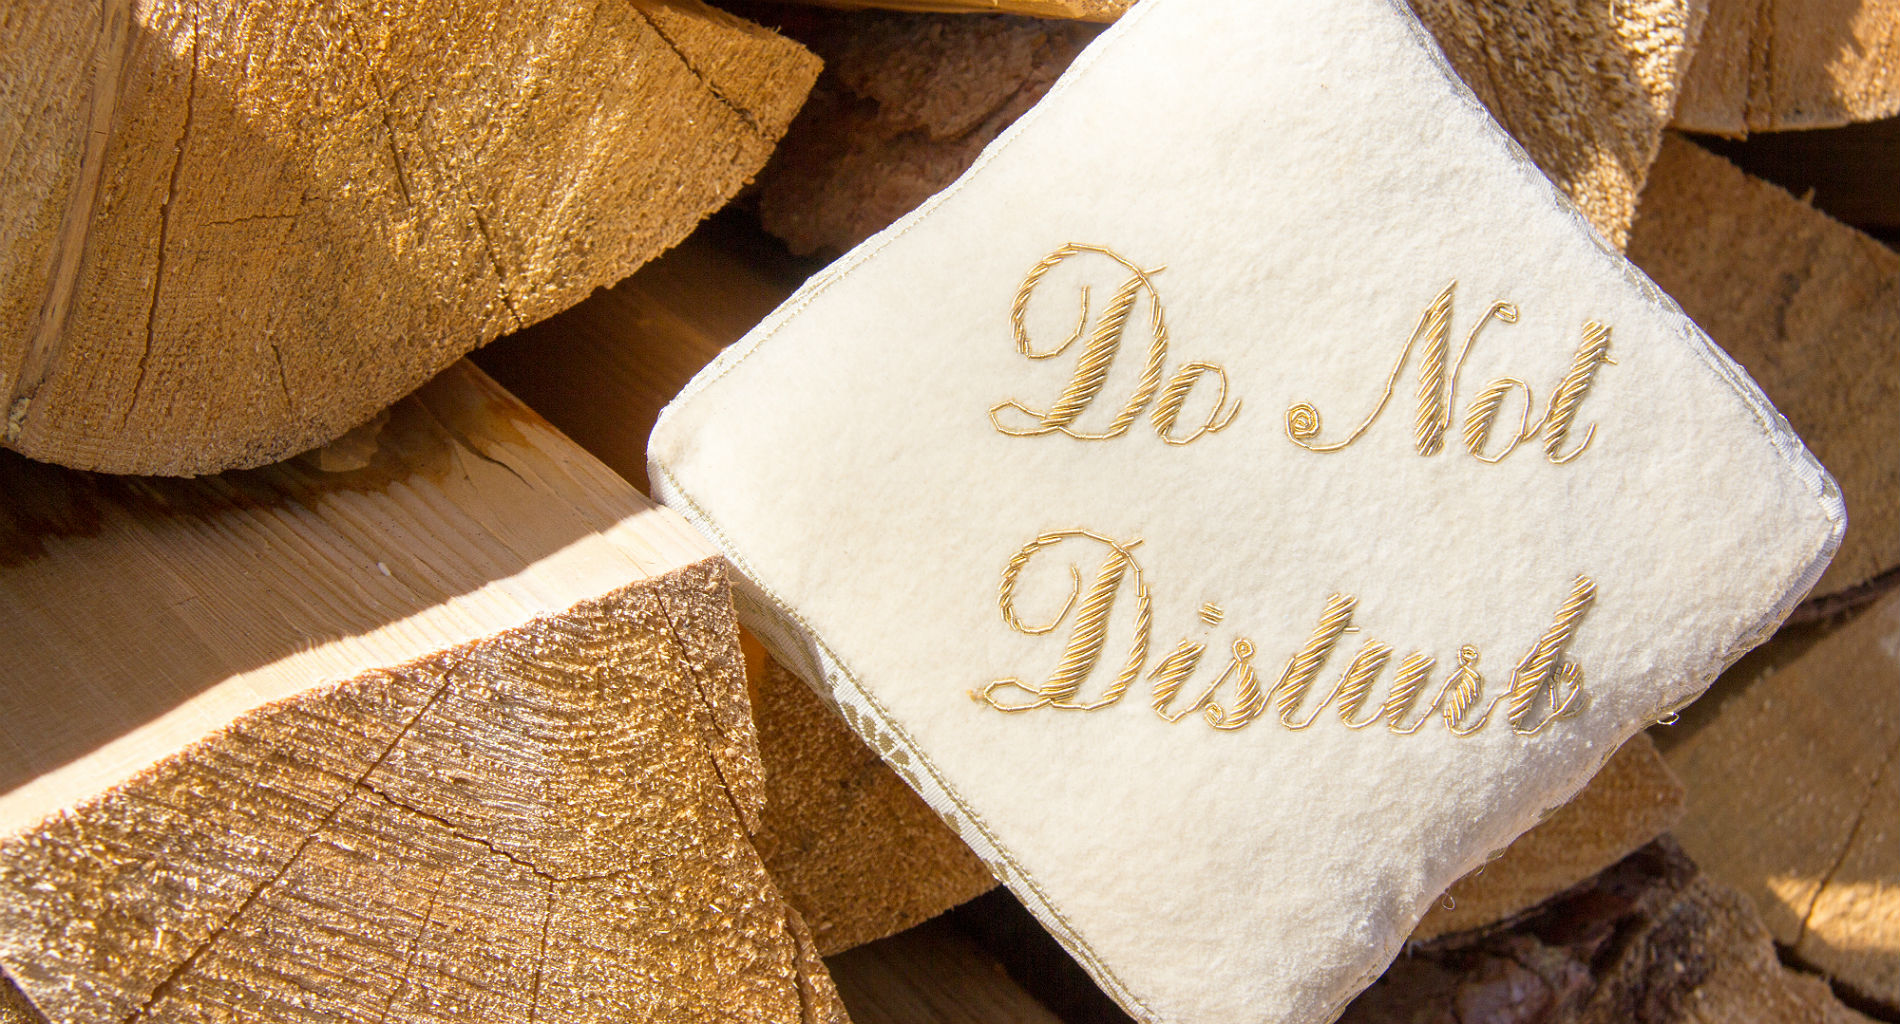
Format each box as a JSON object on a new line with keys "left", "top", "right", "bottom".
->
{"left": 745, "top": 0, "right": 1700, "bottom": 253}
{"left": 1413, "top": 733, "right": 1686, "bottom": 941}
{"left": 1345, "top": 840, "right": 1877, "bottom": 1024}
{"left": 1662, "top": 589, "right": 1900, "bottom": 1009}
{"left": 0, "top": 0, "right": 818, "bottom": 475}
{"left": 826, "top": 918, "right": 1065, "bottom": 1024}
{"left": 0, "top": 361, "right": 843, "bottom": 1024}
{"left": 751, "top": 647, "right": 997, "bottom": 954}
{"left": 1628, "top": 136, "right": 1900, "bottom": 602}
{"left": 1673, "top": 0, "right": 1900, "bottom": 135}
{"left": 477, "top": 216, "right": 998, "bottom": 953}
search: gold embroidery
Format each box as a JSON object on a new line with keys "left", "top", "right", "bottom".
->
{"left": 1152, "top": 361, "right": 1242, "bottom": 446}
{"left": 1197, "top": 639, "right": 1263, "bottom": 731}
{"left": 1541, "top": 323, "right": 1614, "bottom": 464}
{"left": 1284, "top": 282, "right": 1613, "bottom": 464}
{"left": 1463, "top": 376, "right": 1537, "bottom": 463}
{"left": 1503, "top": 574, "right": 1596, "bottom": 733}
{"left": 1150, "top": 640, "right": 1210, "bottom": 721}
{"left": 982, "top": 530, "right": 1597, "bottom": 738}
{"left": 980, "top": 530, "right": 1152, "bottom": 713}
{"left": 1271, "top": 594, "right": 1357, "bottom": 728}
{"left": 1332, "top": 641, "right": 1394, "bottom": 729}
{"left": 993, "top": 244, "right": 1237, "bottom": 445}
{"left": 1382, "top": 653, "right": 1441, "bottom": 734}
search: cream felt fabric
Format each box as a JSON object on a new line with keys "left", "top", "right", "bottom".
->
{"left": 647, "top": 0, "right": 1844, "bottom": 1021}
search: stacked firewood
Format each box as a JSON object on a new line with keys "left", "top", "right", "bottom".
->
{"left": 0, "top": 1, "right": 1893, "bottom": 1023}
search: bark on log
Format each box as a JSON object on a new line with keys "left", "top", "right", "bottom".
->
{"left": 1345, "top": 840, "right": 1877, "bottom": 1024}
{"left": 1662, "top": 589, "right": 1900, "bottom": 1010}
{"left": 1673, "top": 0, "right": 1900, "bottom": 135}
{"left": 476, "top": 218, "right": 997, "bottom": 954}
{"left": 1628, "top": 136, "right": 1900, "bottom": 602}
{"left": 1413, "top": 734, "right": 1686, "bottom": 942}
{"left": 746, "top": 0, "right": 1701, "bottom": 253}
{"left": 0, "top": 0, "right": 818, "bottom": 475}
{"left": 0, "top": 362, "right": 843, "bottom": 1024}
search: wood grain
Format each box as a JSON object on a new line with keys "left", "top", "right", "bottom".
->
{"left": 0, "top": 0, "right": 818, "bottom": 474}
{"left": 1629, "top": 136, "right": 1900, "bottom": 601}
{"left": 0, "top": 362, "right": 842, "bottom": 1024}
{"left": 1674, "top": 0, "right": 1900, "bottom": 135}
{"left": 1664, "top": 590, "right": 1900, "bottom": 1009}
{"left": 477, "top": 217, "right": 999, "bottom": 954}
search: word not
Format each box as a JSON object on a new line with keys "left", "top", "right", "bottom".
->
{"left": 1283, "top": 282, "right": 1615, "bottom": 463}
{"left": 976, "top": 530, "right": 1595, "bottom": 737}
{"left": 990, "top": 244, "right": 1241, "bottom": 446}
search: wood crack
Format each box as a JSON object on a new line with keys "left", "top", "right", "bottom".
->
{"left": 627, "top": 1, "right": 768, "bottom": 138}
{"left": 124, "top": 3, "right": 202, "bottom": 433}
{"left": 119, "top": 673, "right": 455, "bottom": 1024}
{"left": 356, "top": 781, "right": 636, "bottom": 884}
{"left": 470, "top": 207, "right": 525, "bottom": 329}
{"left": 1793, "top": 729, "right": 1900, "bottom": 949}
{"left": 10, "top": 0, "right": 138, "bottom": 425}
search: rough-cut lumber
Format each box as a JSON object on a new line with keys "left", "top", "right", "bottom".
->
{"left": 1674, "top": 0, "right": 1900, "bottom": 135}
{"left": 476, "top": 217, "right": 998, "bottom": 953}
{"left": 745, "top": 0, "right": 1700, "bottom": 253}
{"left": 1344, "top": 840, "right": 1877, "bottom": 1024}
{"left": 0, "top": 361, "right": 843, "bottom": 1024}
{"left": 1663, "top": 589, "right": 1900, "bottom": 1009}
{"left": 1629, "top": 136, "right": 1900, "bottom": 602}
{"left": 0, "top": 0, "right": 818, "bottom": 475}
{"left": 826, "top": 918, "right": 1066, "bottom": 1024}
{"left": 1413, "top": 734, "right": 1686, "bottom": 941}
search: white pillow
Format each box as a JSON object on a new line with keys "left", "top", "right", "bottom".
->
{"left": 648, "top": 0, "right": 1844, "bottom": 1020}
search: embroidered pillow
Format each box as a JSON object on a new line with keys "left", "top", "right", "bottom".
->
{"left": 647, "top": 0, "right": 1844, "bottom": 1020}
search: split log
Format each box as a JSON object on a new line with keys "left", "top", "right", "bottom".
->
{"left": 826, "top": 918, "right": 1066, "bottom": 1024}
{"left": 745, "top": 0, "right": 1700, "bottom": 253}
{"left": 476, "top": 217, "right": 997, "bottom": 953}
{"left": 1344, "top": 840, "right": 1877, "bottom": 1024}
{"left": 1662, "top": 588, "right": 1900, "bottom": 1009}
{"left": 1673, "top": 0, "right": 1900, "bottom": 135}
{"left": 1628, "top": 136, "right": 1900, "bottom": 603}
{"left": 1, "top": 0, "right": 818, "bottom": 475}
{"left": 1413, "top": 734, "right": 1686, "bottom": 942}
{"left": 750, "top": 648, "right": 997, "bottom": 953}
{"left": 0, "top": 361, "right": 843, "bottom": 1024}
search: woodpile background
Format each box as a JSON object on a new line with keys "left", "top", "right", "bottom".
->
{"left": 1, "top": 0, "right": 1895, "bottom": 1022}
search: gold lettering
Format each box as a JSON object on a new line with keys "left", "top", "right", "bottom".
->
{"left": 979, "top": 530, "right": 1151, "bottom": 713}
{"left": 993, "top": 244, "right": 1237, "bottom": 445}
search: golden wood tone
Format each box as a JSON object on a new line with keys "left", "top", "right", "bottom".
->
{"left": 1629, "top": 137, "right": 1900, "bottom": 601}
{"left": 0, "top": 0, "right": 818, "bottom": 474}
{"left": 1674, "top": 0, "right": 1900, "bottom": 135}
{"left": 0, "top": 362, "right": 843, "bottom": 1024}
{"left": 1665, "top": 590, "right": 1900, "bottom": 1008}
{"left": 476, "top": 224, "right": 999, "bottom": 954}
